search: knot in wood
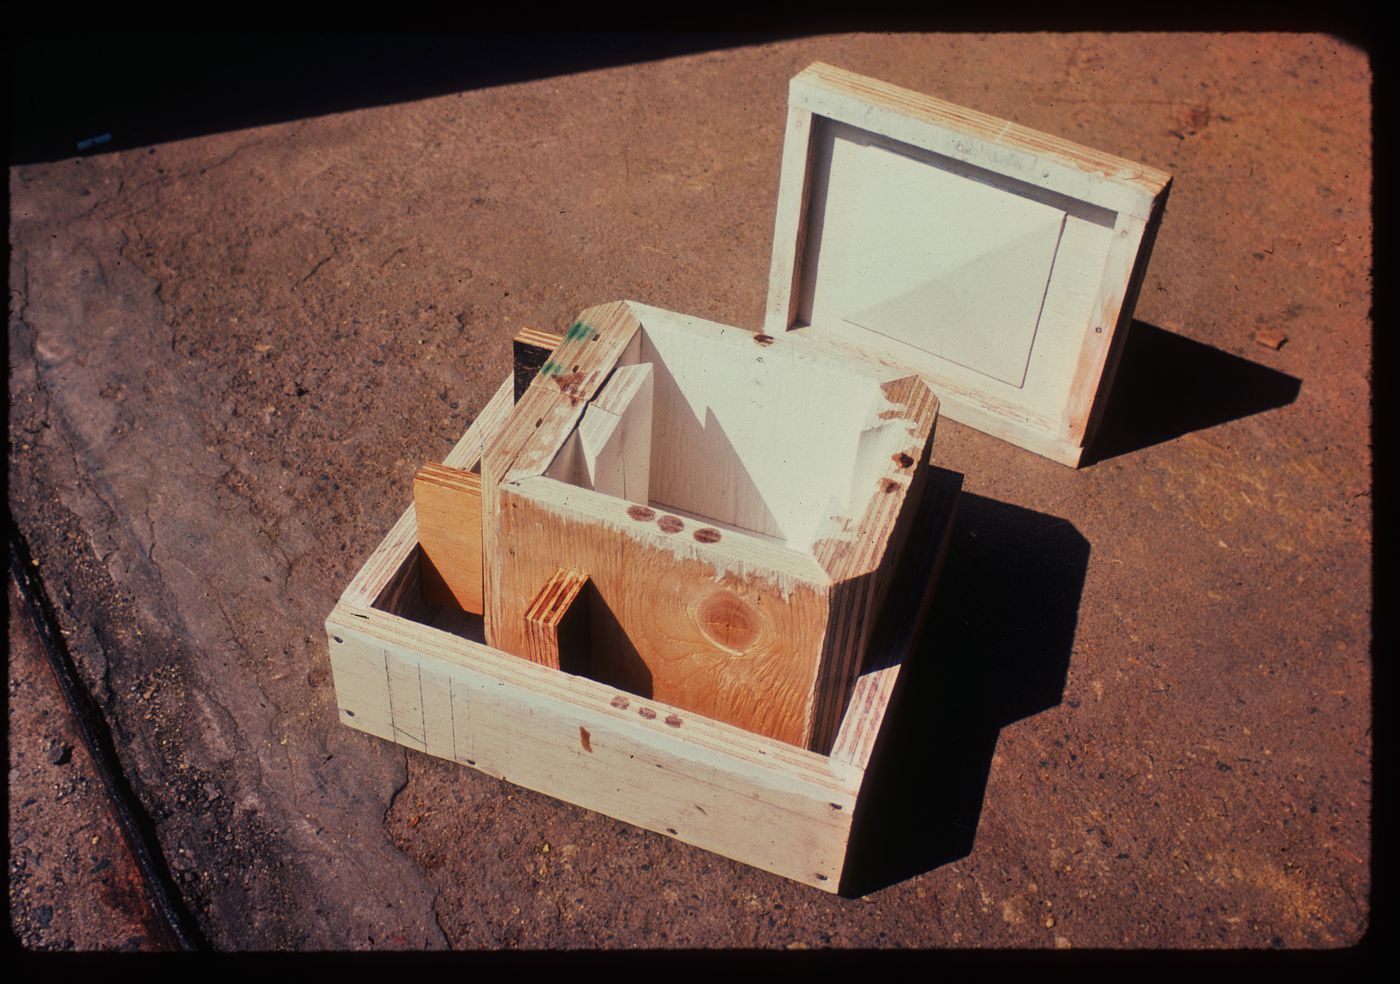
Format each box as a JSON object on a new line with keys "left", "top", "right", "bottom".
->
{"left": 696, "top": 591, "right": 761, "bottom": 653}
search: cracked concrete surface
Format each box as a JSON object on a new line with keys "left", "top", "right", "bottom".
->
{"left": 8, "top": 35, "right": 1370, "bottom": 949}
{"left": 10, "top": 118, "right": 448, "bottom": 951}
{"left": 7, "top": 577, "right": 177, "bottom": 950}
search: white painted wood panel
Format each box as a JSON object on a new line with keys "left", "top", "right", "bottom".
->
{"left": 767, "top": 65, "right": 1170, "bottom": 464}
{"left": 797, "top": 119, "right": 1118, "bottom": 428}
{"left": 627, "top": 303, "right": 909, "bottom": 552}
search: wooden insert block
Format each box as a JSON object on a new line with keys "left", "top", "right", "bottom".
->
{"left": 484, "top": 300, "right": 939, "bottom": 752}
{"left": 414, "top": 463, "right": 484, "bottom": 614}
{"left": 523, "top": 568, "right": 592, "bottom": 673}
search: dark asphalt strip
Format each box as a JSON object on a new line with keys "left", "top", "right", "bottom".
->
{"left": 8, "top": 515, "right": 207, "bottom": 951}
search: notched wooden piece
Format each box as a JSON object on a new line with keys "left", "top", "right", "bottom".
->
{"left": 523, "top": 568, "right": 591, "bottom": 674}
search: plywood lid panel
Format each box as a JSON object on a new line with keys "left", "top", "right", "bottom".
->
{"left": 766, "top": 63, "right": 1171, "bottom": 466}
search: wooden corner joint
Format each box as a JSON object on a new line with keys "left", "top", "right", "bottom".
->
{"left": 513, "top": 327, "right": 566, "bottom": 402}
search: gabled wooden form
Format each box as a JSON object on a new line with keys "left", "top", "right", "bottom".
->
{"left": 766, "top": 64, "right": 1172, "bottom": 466}
{"left": 481, "top": 300, "right": 939, "bottom": 752}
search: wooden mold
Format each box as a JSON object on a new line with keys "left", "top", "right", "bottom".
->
{"left": 328, "top": 63, "right": 1170, "bottom": 891}
{"left": 328, "top": 368, "right": 961, "bottom": 892}
{"left": 483, "top": 300, "right": 939, "bottom": 753}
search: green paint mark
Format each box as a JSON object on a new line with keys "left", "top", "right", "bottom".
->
{"left": 564, "top": 321, "right": 597, "bottom": 342}
{"left": 539, "top": 361, "right": 564, "bottom": 376}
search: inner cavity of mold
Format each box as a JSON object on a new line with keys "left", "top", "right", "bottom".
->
{"left": 543, "top": 309, "right": 911, "bottom": 554}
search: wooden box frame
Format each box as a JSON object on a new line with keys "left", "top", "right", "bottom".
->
{"left": 326, "top": 64, "right": 1170, "bottom": 891}
{"left": 328, "top": 374, "right": 960, "bottom": 892}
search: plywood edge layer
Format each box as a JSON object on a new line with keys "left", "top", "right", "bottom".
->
{"left": 522, "top": 568, "right": 590, "bottom": 671}
{"left": 415, "top": 463, "right": 482, "bottom": 496}
{"left": 513, "top": 327, "right": 565, "bottom": 401}
{"left": 828, "top": 476, "right": 962, "bottom": 769}
{"left": 515, "top": 327, "right": 566, "bottom": 350}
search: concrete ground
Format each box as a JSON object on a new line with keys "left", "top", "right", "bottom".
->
{"left": 8, "top": 34, "right": 1371, "bottom": 950}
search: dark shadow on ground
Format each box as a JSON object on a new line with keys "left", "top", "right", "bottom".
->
{"left": 841, "top": 487, "right": 1089, "bottom": 897}
{"left": 9, "top": 32, "right": 799, "bottom": 165}
{"left": 1085, "top": 320, "right": 1302, "bottom": 465}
